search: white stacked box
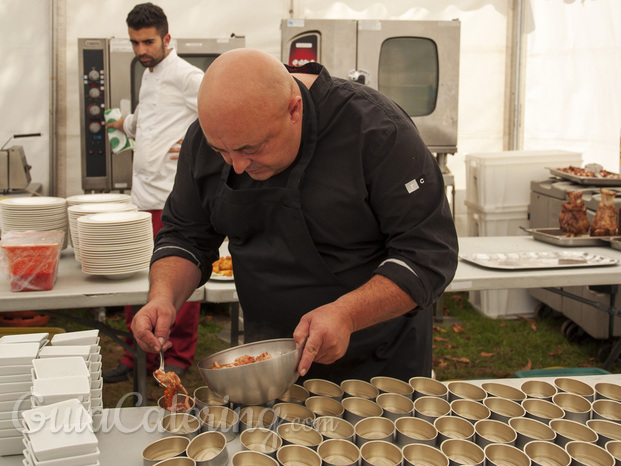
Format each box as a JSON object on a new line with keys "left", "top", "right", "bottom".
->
{"left": 464, "top": 150, "right": 583, "bottom": 319}
{"left": 21, "top": 399, "right": 99, "bottom": 466}
{"left": 0, "top": 339, "right": 43, "bottom": 456}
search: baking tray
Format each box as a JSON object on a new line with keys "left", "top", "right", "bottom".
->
{"left": 524, "top": 228, "right": 611, "bottom": 247}
{"left": 598, "top": 237, "right": 621, "bottom": 251}
{"left": 459, "top": 251, "right": 618, "bottom": 270}
{"left": 547, "top": 167, "right": 621, "bottom": 186}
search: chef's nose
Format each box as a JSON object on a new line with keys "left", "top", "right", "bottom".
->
{"left": 230, "top": 154, "right": 251, "bottom": 174}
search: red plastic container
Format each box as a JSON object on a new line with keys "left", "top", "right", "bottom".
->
{"left": 1, "top": 231, "right": 64, "bottom": 292}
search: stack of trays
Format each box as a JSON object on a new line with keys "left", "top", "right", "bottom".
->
{"left": 39, "top": 330, "right": 103, "bottom": 420}
{"left": 0, "top": 339, "right": 43, "bottom": 456}
{"left": 21, "top": 399, "right": 99, "bottom": 465}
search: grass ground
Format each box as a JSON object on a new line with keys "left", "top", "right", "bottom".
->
{"left": 42, "top": 292, "right": 620, "bottom": 409}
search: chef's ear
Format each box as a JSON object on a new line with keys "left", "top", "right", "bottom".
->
{"left": 163, "top": 33, "right": 171, "bottom": 48}
{"left": 288, "top": 96, "right": 303, "bottom": 124}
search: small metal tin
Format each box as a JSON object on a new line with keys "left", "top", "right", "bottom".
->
{"left": 441, "top": 438, "right": 485, "bottom": 466}
{"left": 509, "top": 417, "right": 556, "bottom": 450}
{"left": 231, "top": 450, "right": 278, "bottom": 466}
{"left": 409, "top": 376, "right": 449, "bottom": 401}
{"left": 588, "top": 419, "right": 621, "bottom": 447}
{"left": 303, "top": 379, "right": 344, "bottom": 401}
{"left": 313, "top": 415, "right": 355, "bottom": 442}
{"left": 276, "top": 444, "right": 322, "bottom": 466}
{"left": 341, "top": 379, "right": 379, "bottom": 400}
{"left": 484, "top": 397, "right": 526, "bottom": 423}
{"left": 376, "top": 392, "right": 414, "bottom": 421}
{"left": 157, "top": 394, "right": 195, "bottom": 414}
{"left": 304, "top": 396, "right": 344, "bottom": 418}
{"left": 566, "top": 440, "right": 615, "bottom": 466}
{"left": 553, "top": 378, "right": 595, "bottom": 403}
{"left": 403, "top": 442, "right": 449, "bottom": 466}
{"left": 523, "top": 440, "right": 570, "bottom": 466}
{"left": 521, "top": 380, "right": 557, "bottom": 402}
{"left": 473, "top": 418, "right": 517, "bottom": 448}
{"left": 142, "top": 436, "right": 190, "bottom": 466}
{"left": 371, "top": 376, "right": 414, "bottom": 400}
{"left": 317, "top": 438, "right": 360, "bottom": 466}
{"left": 359, "top": 439, "right": 403, "bottom": 466}
{"left": 185, "top": 431, "right": 228, "bottom": 466}
{"left": 522, "top": 398, "right": 564, "bottom": 425}
{"left": 552, "top": 392, "right": 591, "bottom": 424}
{"left": 152, "top": 458, "right": 196, "bottom": 466}
{"left": 239, "top": 427, "right": 282, "bottom": 457}
{"left": 277, "top": 384, "right": 310, "bottom": 405}
{"left": 593, "top": 399, "right": 621, "bottom": 423}
{"left": 605, "top": 440, "right": 621, "bottom": 466}
{"left": 596, "top": 383, "right": 621, "bottom": 402}
{"left": 238, "top": 406, "right": 276, "bottom": 432}
{"left": 434, "top": 415, "right": 475, "bottom": 445}
{"left": 341, "top": 396, "right": 383, "bottom": 426}
{"left": 395, "top": 416, "right": 438, "bottom": 447}
{"left": 273, "top": 402, "right": 315, "bottom": 425}
{"left": 193, "top": 386, "right": 228, "bottom": 411}
{"left": 451, "top": 399, "right": 491, "bottom": 424}
{"left": 481, "top": 383, "right": 527, "bottom": 403}
{"left": 483, "top": 443, "right": 530, "bottom": 466}
{"left": 160, "top": 412, "right": 201, "bottom": 439}
{"left": 447, "top": 381, "right": 487, "bottom": 402}
{"left": 197, "top": 405, "right": 239, "bottom": 442}
{"left": 415, "top": 396, "right": 451, "bottom": 424}
{"left": 354, "top": 416, "right": 395, "bottom": 447}
{"left": 277, "top": 422, "right": 323, "bottom": 449}
{"left": 549, "top": 418, "right": 598, "bottom": 447}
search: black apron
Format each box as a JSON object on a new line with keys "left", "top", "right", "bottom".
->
{"left": 210, "top": 82, "right": 432, "bottom": 383}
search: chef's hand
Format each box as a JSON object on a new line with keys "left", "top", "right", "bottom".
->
{"left": 168, "top": 139, "right": 183, "bottom": 160}
{"left": 131, "top": 299, "right": 177, "bottom": 353}
{"left": 293, "top": 302, "right": 354, "bottom": 377}
{"left": 106, "top": 117, "right": 125, "bottom": 132}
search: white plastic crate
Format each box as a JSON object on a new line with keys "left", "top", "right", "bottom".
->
{"left": 466, "top": 201, "right": 529, "bottom": 237}
{"left": 469, "top": 289, "right": 538, "bottom": 319}
{"left": 465, "top": 150, "right": 582, "bottom": 211}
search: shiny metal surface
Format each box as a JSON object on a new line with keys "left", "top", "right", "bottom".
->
{"left": 317, "top": 438, "right": 360, "bottom": 466}
{"left": 185, "top": 431, "right": 228, "bottom": 466}
{"left": 565, "top": 440, "right": 615, "bottom": 466}
{"left": 142, "top": 436, "right": 191, "bottom": 466}
{"left": 524, "top": 440, "right": 570, "bottom": 466}
{"left": 509, "top": 417, "right": 556, "bottom": 450}
{"left": 231, "top": 450, "right": 278, "bottom": 466}
{"left": 197, "top": 339, "right": 299, "bottom": 406}
{"left": 483, "top": 444, "right": 530, "bottom": 466}
{"left": 410, "top": 376, "right": 449, "bottom": 400}
{"left": 403, "top": 443, "right": 449, "bottom": 466}
{"left": 441, "top": 438, "right": 485, "bottom": 466}
{"left": 360, "top": 439, "right": 403, "bottom": 466}
{"left": 549, "top": 419, "right": 598, "bottom": 447}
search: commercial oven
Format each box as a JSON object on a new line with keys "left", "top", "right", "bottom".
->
{"left": 281, "top": 19, "right": 460, "bottom": 156}
{"left": 78, "top": 36, "right": 245, "bottom": 192}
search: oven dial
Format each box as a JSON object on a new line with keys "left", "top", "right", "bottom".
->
{"left": 88, "top": 121, "right": 102, "bottom": 133}
{"left": 88, "top": 69, "right": 100, "bottom": 81}
{"left": 88, "top": 87, "right": 101, "bottom": 99}
{"left": 87, "top": 104, "right": 102, "bottom": 117}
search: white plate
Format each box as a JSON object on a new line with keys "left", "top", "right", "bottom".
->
{"left": 0, "top": 434, "right": 23, "bottom": 456}
{"left": 0, "top": 372, "right": 32, "bottom": 383}
{"left": 33, "top": 357, "right": 90, "bottom": 379}
{"left": 459, "top": 251, "right": 619, "bottom": 270}
{"left": 210, "top": 273, "right": 234, "bottom": 281}
{"left": 0, "top": 364, "right": 37, "bottom": 376}
{"left": 0, "top": 333, "right": 49, "bottom": 346}
{"left": 25, "top": 426, "right": 98, "bottom": 462}
{"left": 50, "top": 330, "right": 99, "bottom": 347}
{"left": 78, "top": 211, "right": 151, "bottom": 225}
{"left": 23, "top": 444, "right": 100, "bottom": 466}
{"left": 38, "top": 346, "right": 90, "bottom": 360}
{"left": 0, "top": 342, "right": 40, "bottom": 365}
{"left": 0, "top": 197, "right": 66, "bottom": 208}
{"left": 21, "top": 399, "right": 92, "bottom": 432}
{"left": 66, "top": 193, "right": 130, "bottom": 204}
{"left": 0, "top": 380, "right": 32, "bottom": 394}
{"left": 68, "top": 203, "right": 136, "bottom": 214}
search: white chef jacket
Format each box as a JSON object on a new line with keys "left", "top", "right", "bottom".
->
{"left": 123, "top": 49, "right": 203, "bottom": 210}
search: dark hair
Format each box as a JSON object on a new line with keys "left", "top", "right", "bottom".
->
{"left": 126, "top": 3, "right": 168, "bottom": 37}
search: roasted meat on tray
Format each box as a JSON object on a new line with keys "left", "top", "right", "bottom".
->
{"left": 559, "top": 191, "right": 590, "bottom": 237}
{"left": 590, "top": 188, "right": 618, "bottom": 236}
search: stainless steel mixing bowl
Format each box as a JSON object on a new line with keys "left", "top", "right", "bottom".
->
{"left": 197, "top": 338, "right": 299, "bottom": 406}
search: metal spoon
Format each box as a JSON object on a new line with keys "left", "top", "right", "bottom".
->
{"left": 153, "top": 349, "right": 165, "bottom": 386}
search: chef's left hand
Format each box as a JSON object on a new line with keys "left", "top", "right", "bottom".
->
{"left": 293, "top": 302, "right": 354, "bottom": 377}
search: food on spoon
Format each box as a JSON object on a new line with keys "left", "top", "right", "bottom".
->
{"left": 212, "top": 256, "right": 233, "bottom": 277}
{"left": 210, "top": 351, "right": 272, "bottom": 369}
{"left": 559, "top": 191, "right": 590, "bottom": 237}
{"left": 590, "top": 188, "right": 618, "bottom": 236}
{"left": 154, "top": 369, "right": 189, "bottom": 412}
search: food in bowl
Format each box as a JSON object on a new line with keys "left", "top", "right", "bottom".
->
{"left": 210, "top": 351, "right": 272, "bottom": 369}
{"left": 155, "top": 369, "right": 189, "bottom": 412}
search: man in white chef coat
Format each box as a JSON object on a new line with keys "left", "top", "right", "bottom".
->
{"left": 104, "top": 2, "right": 204, "bottom": 384}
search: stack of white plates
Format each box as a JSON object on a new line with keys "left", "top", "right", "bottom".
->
{"left": 21, "top": 399, "right": 98, "bottom": 465}
{"left": 67, "top": 203, "right": 137, "bottom": 262}
{"left": 0, "top": 197, "right": 68, "bottom": 249}
{"left": 65, "top": 193, "right": 130, "bottom": 207}
{"left": 0, "top": 342, "right": 40, "bottom": 456}
{"left": 77, "top": 211, "right": 153, "bottom": 280}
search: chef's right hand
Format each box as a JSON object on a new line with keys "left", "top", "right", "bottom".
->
{"left": 106, "top": 117, "right": 125, "bottom": 132}
{"left": 131, "top": 299, "right": 176, "bottom": 353}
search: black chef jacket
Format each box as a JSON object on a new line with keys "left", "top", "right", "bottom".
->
{"left": 152, "top": 63, "right": 458, "bottom": 383}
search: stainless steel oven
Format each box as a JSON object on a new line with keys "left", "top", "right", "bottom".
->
{"left": 78, "top": 36, "right": 245, "bottom": 192}
{"left": 281, "top": 19, "right": 460, "bottom": 155}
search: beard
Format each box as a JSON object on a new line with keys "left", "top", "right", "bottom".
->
{"left": 138, "top": 44, "right": 167, "bottom": 68}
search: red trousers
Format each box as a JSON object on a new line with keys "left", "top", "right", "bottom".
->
{"left": 121, "top": 210, "right": 200, "bottom": 371}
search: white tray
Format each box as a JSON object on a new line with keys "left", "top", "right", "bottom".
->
{"left": 459, "top": 251, "right": 618, "bottom": 270}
